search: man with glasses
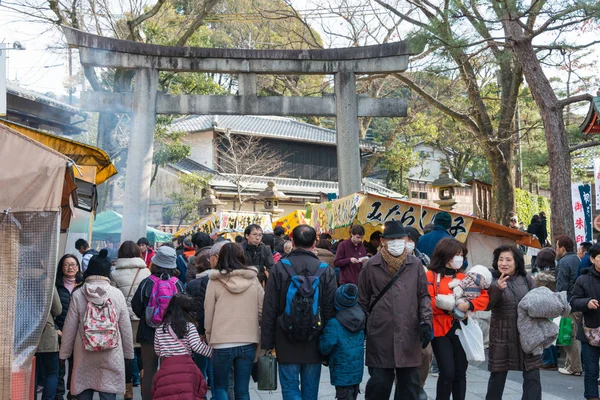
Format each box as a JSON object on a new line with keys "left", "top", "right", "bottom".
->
{"left": 242, "top": 224, "right": 275, "bottom": 286}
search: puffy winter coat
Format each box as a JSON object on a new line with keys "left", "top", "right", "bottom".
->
{"left": 487, "top": 270, "right": 542, "bottom": 372}
{"left": 151, "top": 355, "right": 207, "bottom": 400}
{"left": 318, "top": 305, "right": 365, "bottom": 387}
{"left": 517, "top": 287, "right": 570, "bottom": 355}
{"left": 110, "top": 257, "right": 151, "bottom": 347}
{"left": 55, "top": 279, "right": 83, "bottom": 331}
{"left": 570, "top": 268, "right": 600, "bottom": 343}
{"left": 186, "top": 271, "right": 210, "bottom": 335}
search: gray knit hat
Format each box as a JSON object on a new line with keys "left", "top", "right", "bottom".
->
{"left": 151, "top": 246, "right": 177, "bottom": 269}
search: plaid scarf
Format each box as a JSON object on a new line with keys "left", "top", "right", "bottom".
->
{"left": 380, "top": 246, "right": 407, "bottom": 275}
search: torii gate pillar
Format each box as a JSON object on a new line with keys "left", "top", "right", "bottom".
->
{"left": 121, "top": 68, "right": 158, "bottom": 242}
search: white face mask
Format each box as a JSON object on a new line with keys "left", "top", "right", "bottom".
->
{"left": 451, "top": 256, "right": 464, "bottom": 270}
{"left": 406, "top": 242, "right": 415, "bottom": 253}
{"left": 387, "top": 239, "right": 405, "bottom": 257}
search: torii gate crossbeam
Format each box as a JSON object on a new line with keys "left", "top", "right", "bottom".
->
{"left": 62, "top": 27, "right": 416, "bottom": 241}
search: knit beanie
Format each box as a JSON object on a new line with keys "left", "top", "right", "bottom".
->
{"left": 536, "top": 247, "right": 556, "bottom": 270}
{"left": 434, "top": 211, "right": 452, "bottom": 230}
{"left": 84, "top": 249, "right": 112, "bottom": 278}
{"left": 335, "top": 283, "right": 358, "bottom": 310}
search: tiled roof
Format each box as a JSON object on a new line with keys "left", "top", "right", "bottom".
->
{"left": 7, "top": 82, "right": 83, "bottom": 114}
{"left": 170, "top": 115, "right": 381, "bottom": 150}
{"left": 170, "top": 158, "right": 403, "bottom": 199}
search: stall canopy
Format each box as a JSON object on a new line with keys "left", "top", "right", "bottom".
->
{"left": 308, "top": 193, "right": 541, "bottom": 248}
{"left": 273, "top": 210, "right": 308, "bottom": 232}
{"left": 174, "top": 211, "right": 273, "bottom": 238}
{"left": 0, "top": 120, "right": 117, "bottom": 185}
{"left": 84, "top": 210, "right": 172, "bottom": 244}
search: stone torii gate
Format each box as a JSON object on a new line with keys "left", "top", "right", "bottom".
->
{"left": 62, "top": 27, "right": 414, "bottom": 241}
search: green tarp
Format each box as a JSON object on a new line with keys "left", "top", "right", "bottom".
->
{"left": 90, "top": 210, "right": 172, "bottom": 244}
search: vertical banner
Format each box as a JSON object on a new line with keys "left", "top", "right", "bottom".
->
{"left": 572, "top": 183, "right": 588, "bottom": 244}
{"left": 579, "top": 184, "right": 593, "bottom": 242}
{"left": 595, "top": 159, "right": 600, "bottom": 210}
{"left": 0, "top": 48, "right": 6, "bottom": 117}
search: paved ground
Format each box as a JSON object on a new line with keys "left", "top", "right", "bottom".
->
{"left": 94, "top": 355, "right": 585, "bottom": 399}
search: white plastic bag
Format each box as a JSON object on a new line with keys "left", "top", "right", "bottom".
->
{"left": 456, "top": 317, "right": 486, "bottom": 365}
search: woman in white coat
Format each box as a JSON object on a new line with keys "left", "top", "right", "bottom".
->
{"left": 110, "top": 240, "right": 150, "bottom": 398}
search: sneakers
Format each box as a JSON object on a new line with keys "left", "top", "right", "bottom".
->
{"left": 540, "top": 363, "right": 558, "bottom": 371}
{"left": 558, "top": 367, "right": 582, "bottom": 376}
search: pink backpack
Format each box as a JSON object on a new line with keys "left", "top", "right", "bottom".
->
{"left": 82, "top": 298, "right": 119, "bottom": 351}
{"left": 145, "top": 275, "right": 179, "bottom": 328}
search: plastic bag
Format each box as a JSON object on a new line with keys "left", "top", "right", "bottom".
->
{"left": 557, "top": 317, "right": 573, "bottom": 346}
{"left": 456, "top": 317, "right": 486, "bottom": 365}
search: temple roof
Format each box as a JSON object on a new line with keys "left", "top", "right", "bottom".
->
{"left": 580, "top": 96, "right": 600, "bottom": 135}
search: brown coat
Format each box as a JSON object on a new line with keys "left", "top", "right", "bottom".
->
{"left": 358, "top": 253, "right": 432, "bottom": 369}
{"left": 316, "top": 248, "right": 335, "bottom": 269}
{"left": 487, "top": 271, "right": 542, "bottom": 372}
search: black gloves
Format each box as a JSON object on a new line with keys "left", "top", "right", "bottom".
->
{"left": 420, "top": 323, "right": 432, "bottom": 349}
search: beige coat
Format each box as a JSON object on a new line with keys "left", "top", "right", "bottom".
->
{"left": 37, "top": 288, "right": 62, "bottom": 353}
{"left": 110, "top": 257, "right": 150, "bottom": 347}
{"left": 59, "top": 276, "right": 134, "bottom": 395}
{"left": 204, "top": 267, "right": 264, "bottom": 346}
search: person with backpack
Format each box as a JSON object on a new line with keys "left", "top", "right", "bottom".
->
{"left": 152, "top": 294, "right": 213, "bottom": 399}
{"left": 318, "top": 283, "right": 365, "bottom": 400}
{"left": 132, "top": 246, "right": 185, "bottom": 400}
{"left": 75, "top": 239, "right": 98, "bottom": 273}
{"left": 262, "top": 224, "right": 337, "bottom": 400}
{"left": 204, "top": 242, "right": 264, "bottom": 400}
{"left": 357, "top": 221, "right": 433, "bottom": 400}
{"left": 109, "top": 240, "right": 151, "bottom": 398}
{"left": 58, "top": 249, "right": 134, "bottom": 400}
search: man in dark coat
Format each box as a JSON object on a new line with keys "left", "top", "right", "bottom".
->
{"left": 416, "top": 212, "right": 453, "bottom": 258}
{"left": 358, "top": 221, "right": 432, "bottom": 400}
{"left": 261, "top": 224, "right": 337, "bottom": 400}
{"left": 242, "top": 224, "right": 274, "bottom": 284}
{"left": 273, "top": 225, "right": 286, "bottom": 254}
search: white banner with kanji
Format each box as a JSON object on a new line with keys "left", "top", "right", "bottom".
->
{"left": 595, "top": 159, "right": 600, "bottom": 210}
{"left": 572, "top": 183, "right": 588, "bottom": 244}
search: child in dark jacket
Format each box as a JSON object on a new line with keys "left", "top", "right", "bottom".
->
{"left": 318, "top": 284, "right": 365, "bottom": 400}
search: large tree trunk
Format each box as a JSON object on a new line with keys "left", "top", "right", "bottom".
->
{"left": 504, "top": 19, "right": 573, "bottom": 239}
{"left": 486, "top": 146, "right": 515, "bottom": 225}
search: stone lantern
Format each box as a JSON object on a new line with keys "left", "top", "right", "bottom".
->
{"left": 257, "top": 181, "right": 288, "bottom": 215}
{"left": 431, "top": 167, "right": 462, "bottom": 211}
{"left": 198, "top": 188, "right": 226, "bottom": 217}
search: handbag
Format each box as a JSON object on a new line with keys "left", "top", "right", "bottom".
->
{"left": 365, "top": 266, "right": 407, "bottom": 336}
{"left": 456, "top": 318, "right": 485, "bottom": 364}
{"left": 256, "top": 352, "right": 278, "bottom": 391}
{"left": 583, "top": 316, "right": 600, "bottom": 346}
{"left": 557, "top": 317, "right": 573, "bottom": 346}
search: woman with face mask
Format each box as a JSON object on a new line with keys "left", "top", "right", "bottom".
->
{"left": 426, "top": 238, "right": 490, "bottom": 400}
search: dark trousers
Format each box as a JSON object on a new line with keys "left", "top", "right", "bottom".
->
{"left": 56, "top": 356, "right": 74, "bottom": 399}
{"left": 582, "top": 342, "right": 600, "bottom": 399}
{"left": 431, "top": 327, "right": 468, "bottom": 400}
{"left": 335, "top": 384, "right": 359, "bottom": 400}
{"left": 364, "top": 367, "right": 419, "bottom": 400}
{"left": 140, "top": 343, "right": 159, "bottom": 400}
{"left": 485, "top": 370, "right": 541, "bottom": 400}
{"left": 36, "top": 352, "right": 59, "bottom": 400}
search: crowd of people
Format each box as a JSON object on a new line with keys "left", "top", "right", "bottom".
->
{"left": 33, "top": 210, "right": 600, "bottom": 400}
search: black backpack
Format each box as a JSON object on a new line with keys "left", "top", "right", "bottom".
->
{"left": 278, "top": 258, "right": 329, "bottom": 342}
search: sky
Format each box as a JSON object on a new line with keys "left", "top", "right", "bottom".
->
{"left": 0, "top": 0, "right": 598, "bottom": 102}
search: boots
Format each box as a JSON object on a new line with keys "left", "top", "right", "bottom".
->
{"left": 125, "top": 383, "right": 134, "bottom": 400}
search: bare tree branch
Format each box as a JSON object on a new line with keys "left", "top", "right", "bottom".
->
{"left": 569, "top": 140, "right": 600, "bottom": 153}
{"left": 558, "top": 93, "right": 593, "bottom": 109}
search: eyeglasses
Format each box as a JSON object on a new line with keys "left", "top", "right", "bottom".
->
{"left": 250, "top": 233, "right": 263, "bottom": 238}
{"left": 63, "top": 263, "right": 78, "bottom": 268}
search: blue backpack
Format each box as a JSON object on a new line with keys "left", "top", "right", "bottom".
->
{"left": 278, "top": 258, "right": 329, "bottom": 342}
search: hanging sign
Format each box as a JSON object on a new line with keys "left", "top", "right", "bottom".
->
{"left": 572, "top": 183, "right": 592, "bottom": 244}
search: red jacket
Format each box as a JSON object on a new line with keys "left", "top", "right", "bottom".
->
{"left": 152, "top": 355, "right": 207, "bottom": 400}
{"left": 426, "top": 270, "right": 489, "bottom": 337}
{"left": 141, "top": 247, "right": 156, "bottom": 269}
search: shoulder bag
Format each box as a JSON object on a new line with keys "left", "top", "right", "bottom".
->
{"left": 365, "top": 266, "right": 408, "bottom": 336}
